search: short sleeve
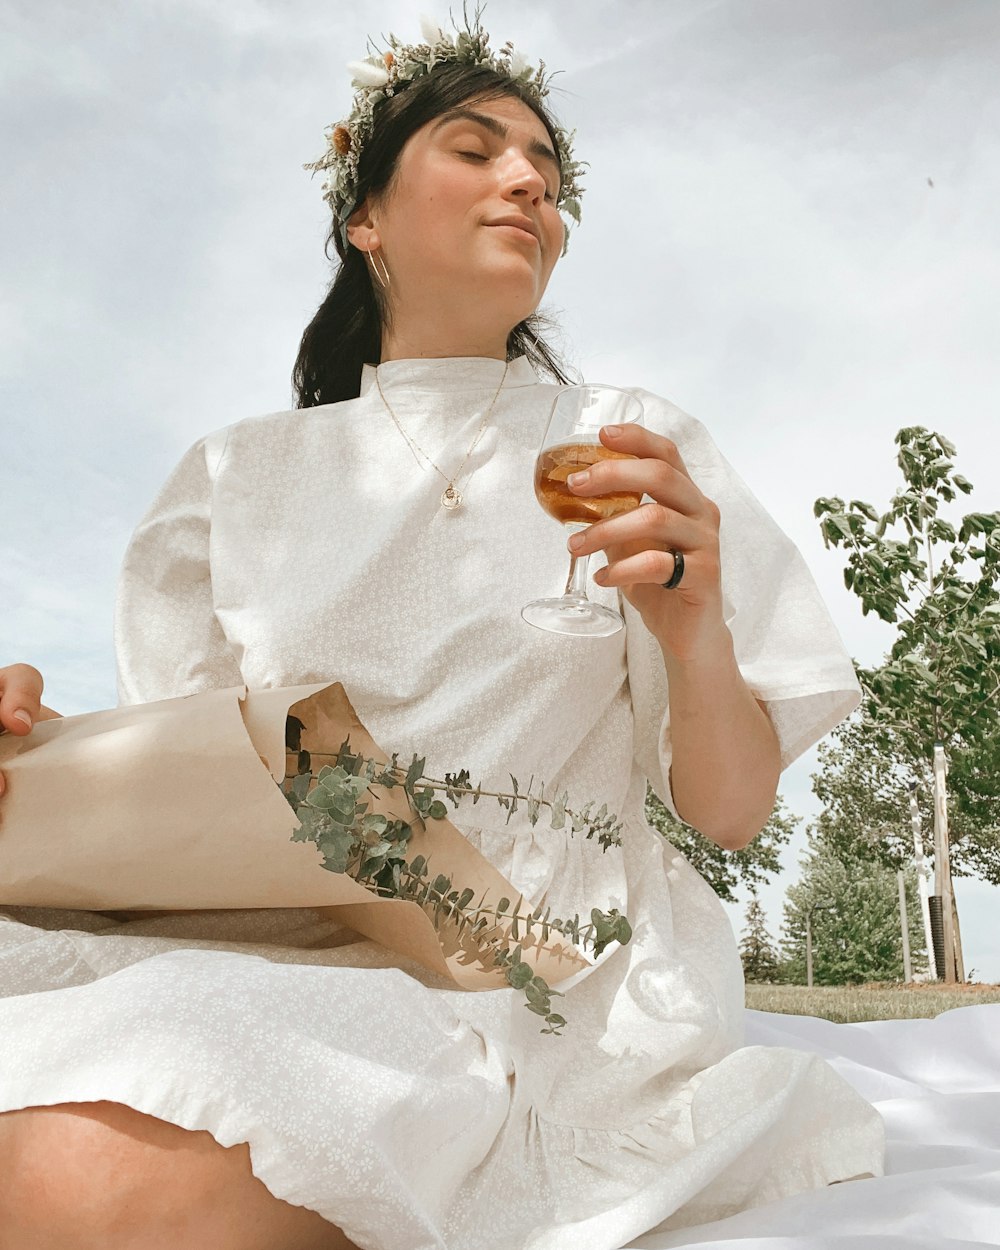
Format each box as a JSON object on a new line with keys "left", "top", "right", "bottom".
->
{"left": 114, "top": 427, "right": 245, "bottom": 706}
{"left": 621, "top": 389, "right": 861, "bottom": 820}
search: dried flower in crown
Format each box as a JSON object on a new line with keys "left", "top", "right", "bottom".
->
{"left": 303, "top": 1, "right": 587, "bottom": 256}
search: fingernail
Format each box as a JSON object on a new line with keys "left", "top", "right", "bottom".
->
{"left": 603, "top": 425, "right": 624, "bottom": 438}
{"left": 567, "top": 470, "right": 589, "bottom": 487}
{"left": 567, "top": 533, "right": 584, "bottom": 551}
{"left": 13, "top": 710, "right": 32, "bottom": 729}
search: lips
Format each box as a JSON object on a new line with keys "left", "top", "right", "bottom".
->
{"left": 487, "top": 216, "right": 540, "bottom": 243}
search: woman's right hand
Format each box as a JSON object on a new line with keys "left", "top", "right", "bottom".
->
{"left": 0, "top": 664, "right": 63, "bottom": 797}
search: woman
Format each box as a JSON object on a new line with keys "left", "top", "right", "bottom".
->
{"left": 0, "top": 12, "right": 885, "bottom": 1249}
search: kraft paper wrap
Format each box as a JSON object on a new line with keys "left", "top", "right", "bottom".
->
{"left": 0, "top": 681, "right": 596, "bottom": 991}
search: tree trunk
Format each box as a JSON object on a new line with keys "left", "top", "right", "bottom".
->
{"left": 910, "top": 787, "right": 937, "bottom": 979}
{"left": 951, "top": 888, "right": 966, "bottom": 982}
{"left": 897, "top": 870, "right": 913, "bottom": 982}
{"left": 933, "top": 744, "right": 958, "bottom": 982}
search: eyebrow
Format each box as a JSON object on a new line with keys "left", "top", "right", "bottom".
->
{"left": 430, "top": 107, "right": 561, "bottom": 181}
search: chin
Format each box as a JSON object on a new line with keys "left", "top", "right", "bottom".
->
{"left": 478, "top": 262, "right": 546, "bottom": 319}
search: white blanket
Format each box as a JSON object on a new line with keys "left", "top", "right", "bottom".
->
{"left": 625, "top": 1004, "right": 1000, "bottom": 1248}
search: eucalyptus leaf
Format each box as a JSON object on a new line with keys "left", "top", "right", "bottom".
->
{"left": 507, "top": 962, "right": 533, "bottom": 989}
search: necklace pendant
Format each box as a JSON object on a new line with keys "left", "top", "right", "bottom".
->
{"left": 441, "top": 484, "right": 463, "bottom": 511}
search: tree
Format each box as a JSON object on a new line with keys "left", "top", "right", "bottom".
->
{"left": 812, "top": 712, "right": 1000, "bottom": 886}
{"left": 643, "top": 787, "right": 799, "bottom": 904}
{"left": 778, "top": 825, "right": 929, "bottom": 986}
{"left": 814, "top": 426, "right": 1000, "bottom": 979}
{"left": 738, "top": 893, "right": 781, "bottom": 982}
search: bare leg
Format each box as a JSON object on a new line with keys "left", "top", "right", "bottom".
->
{"left": 0, "top": 1101, "right": 362, "bottom": 1250}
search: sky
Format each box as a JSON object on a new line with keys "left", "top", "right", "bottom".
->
{"left": 3, "top": 0, "right": 998, "bottom": 978}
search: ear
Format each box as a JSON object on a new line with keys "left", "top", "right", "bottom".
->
{"left": 345, "top": 197, "right": 380, "bottom": 253}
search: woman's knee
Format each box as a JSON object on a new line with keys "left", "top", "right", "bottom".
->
{"left": 0, "top": 1099, "right": 353, "bottom": 1250}
{"left": 0, "top": 1100, "right": 232, "bottom": 1246}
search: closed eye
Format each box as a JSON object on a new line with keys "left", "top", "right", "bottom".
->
{"left": 458, "top": 149, "right": 558, "bottom": 200}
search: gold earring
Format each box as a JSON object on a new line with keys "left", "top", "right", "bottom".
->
{"left": 366, "top": 247, "right": 390, "bottom": 289}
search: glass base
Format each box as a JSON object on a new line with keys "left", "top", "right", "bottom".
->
{"left": 521, "top": 595, "right": 624, "bottom": 637}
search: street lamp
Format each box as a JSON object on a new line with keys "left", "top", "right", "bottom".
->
{"left": 805, "top": 902, "right": 836, "bottom": 988}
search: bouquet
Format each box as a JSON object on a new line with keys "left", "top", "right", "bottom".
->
{"left": 0, "top": 680, "right": 632, "bottom": 1034}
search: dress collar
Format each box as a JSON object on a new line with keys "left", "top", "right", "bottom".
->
{"left": 359, "top": 354, "right": 540, "bottom": 396}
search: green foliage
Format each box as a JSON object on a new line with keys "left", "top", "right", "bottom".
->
{"left": 814, "top": 426, "right": 1000, "bottom": 755}
{"left": 813, "top": 425, "right": 1000, "bottom": 954}
{"left": 812, "top": 712, "right": 1000, "bottom": 886}
{"left": 643, "top": 786, "right": 799, "bottom": 903}
{"left": 281, "top": 724, "right": 633, "bottom": 1035}
{"left": 778, "top": 826, "right": 928, "bottom": 985}
{"left": 738, "top": 893, "right": 782, "bottom": 982}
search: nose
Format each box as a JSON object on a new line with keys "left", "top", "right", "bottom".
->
{"left": 498, "top": 146, "right": 547, "bottom": 206}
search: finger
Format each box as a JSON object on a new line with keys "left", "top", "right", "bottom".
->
{"left": 0, "top": 664, "right": 45, "bottom": 736}
{"left": 568, "top": 440, "right": 704, "bottom": 517}
{"left": 592, "top": 548, "right": 686, "bottom": 589}
{"left": 0, "top": 704, "right": 64, "bottom": 732}
{"left": 567, "top": 501, "right": 702, "bottom": 559}
{"left": 597, "top": 422, "right": 695, "bottom": 483}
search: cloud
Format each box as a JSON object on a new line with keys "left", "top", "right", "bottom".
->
{"left": 5, "top": 0, "right": 998, "bottom": 973}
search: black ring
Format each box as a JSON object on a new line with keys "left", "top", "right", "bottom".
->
{"left": 661, "top": 550, "right": 685, "bottom": 590}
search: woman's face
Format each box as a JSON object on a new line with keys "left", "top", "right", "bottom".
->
{"left": 352, "top": 93, "right": 566, "bottom": 332}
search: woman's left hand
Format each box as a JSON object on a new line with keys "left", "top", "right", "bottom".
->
{"left": 565, "top": 423, "right": 726, "bottom": 661}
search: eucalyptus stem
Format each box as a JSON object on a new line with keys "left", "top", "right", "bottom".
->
{"left": 296, "top": 750, "right": 625, "bottom": 851}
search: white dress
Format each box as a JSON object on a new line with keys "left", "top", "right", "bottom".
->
{"left": 0, "top": 355, "right": 887, "bottom": 1250}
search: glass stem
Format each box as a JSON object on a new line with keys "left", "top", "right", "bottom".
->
{"left": 563, "top": 551, "right": 592, "bottom": 599}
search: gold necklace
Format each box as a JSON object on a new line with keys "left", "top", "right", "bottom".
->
{"left": 373, "top": 361, "right": 510, "bottom": 511}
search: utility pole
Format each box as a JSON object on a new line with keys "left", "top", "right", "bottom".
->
{"left": 909, "top": 783, "right": 936, "bottom": 980}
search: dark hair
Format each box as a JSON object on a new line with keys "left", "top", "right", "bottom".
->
{"left": 292, "top": 62, "right": 575, "bottom": 408}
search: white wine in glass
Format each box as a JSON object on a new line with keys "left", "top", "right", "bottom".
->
{"left": 522, "top": 384, "right": 645, "bottom": 636}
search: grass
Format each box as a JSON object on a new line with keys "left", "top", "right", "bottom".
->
{"left": 744, "top": 980, "right": 1000, "bottom": 1023}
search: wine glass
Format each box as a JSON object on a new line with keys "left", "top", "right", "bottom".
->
{"left": 521, "top": 384, "right": 645, "bottom": 636}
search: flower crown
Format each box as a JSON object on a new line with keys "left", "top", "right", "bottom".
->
{"left": 304, "top": 3, "right": 586, "bottom": 257}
